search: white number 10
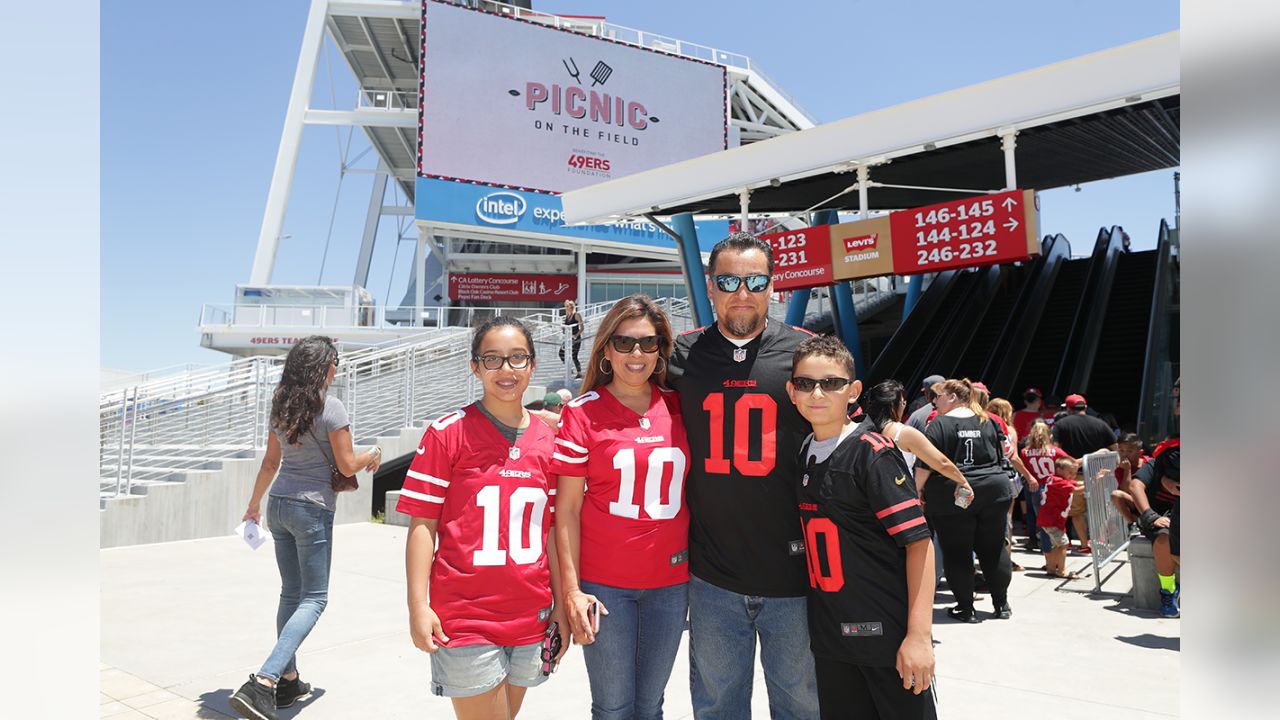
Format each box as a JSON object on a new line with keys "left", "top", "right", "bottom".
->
{"left": 473, "top": 485, "right": 548, "bottom": 567}
{"left": 609, "top": 447, "right": 686, "bottom": 520}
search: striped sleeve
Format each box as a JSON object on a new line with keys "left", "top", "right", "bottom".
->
{"left": 867, "top": 454, "right": 932, "bottom": 547}
{"left": 396, "top": 421, "right": 455, "bottom": 519}
{"left": 549, "top": 404, "right": 590, "bottom": 476}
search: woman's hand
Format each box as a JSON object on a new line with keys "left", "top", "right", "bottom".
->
{"left": 564, "top": 588, "right": 607, "bottom": 645}
{"left": 896, "top": 633, "right": 935, "bottom": 695}
{"left": 409, "top": 602, "right": 450, "bottom": 653}
{"left": 365, "top": 446, "right": 382, "bottom": 474}
{"left": 952, "top": 479, "right": 974, "bottom": 503}
{"left": 549, "top": 605, "right": 572, "bottom": 662}
{"left": 1025, "top": 476, "right": 1039, "bottom": 493}
{"left": 242, "top": 505, "right": 261, "bottom": 525}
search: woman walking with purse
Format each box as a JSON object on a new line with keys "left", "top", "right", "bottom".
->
{"left": 231, "top": 336, "right": 382, "bottom": 720}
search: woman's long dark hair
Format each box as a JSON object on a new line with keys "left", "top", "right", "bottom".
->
{"left": 271, "top": 336, "right": 337, "bottom": 446}
{"left": 581, "top": 294, "right": 674, "bottom": 392}
{"left": 862, "top": 379, "right": 906, "bottom": 432}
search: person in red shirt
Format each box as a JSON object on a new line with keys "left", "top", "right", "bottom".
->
{"left": 1012, "top": 387, "right": 1054, "bottom": 441}
{"left": 1019, "top": 420, "right": 1074, "bottom": 553}
{"left": 398, "top": 317, "right": 570, "bottom": 717}
{"left": 1109, "top": 432, "right": 1150, "bottom": 522}
{"left": 552, "top": 295, "right": 691, "bottom": 720}
{"left": 1036, "top": 457, "right": 1083, "bottom": 580}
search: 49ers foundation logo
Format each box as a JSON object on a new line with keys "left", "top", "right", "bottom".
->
{"left": 568, "top": 154, "right": 610, "bottom": 171}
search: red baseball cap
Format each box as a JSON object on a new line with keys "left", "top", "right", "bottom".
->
{"left": 1064, "top": 393, "right": 1087, "bottom": 409}
{"left": 972, "top": 381, "right": 989, "bottom": 393}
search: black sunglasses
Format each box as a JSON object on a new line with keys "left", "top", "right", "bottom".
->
{"left": 713, "top": 274, "right": 771, "bottom": 293}
{"left": 609, "top": 334, "right": 661, "bottom": 354}
{"left": 474, "top": 353, "right": 533, "bottom": 370}
{"left": 791, "top": 376, "right": 853, "bottom": 393}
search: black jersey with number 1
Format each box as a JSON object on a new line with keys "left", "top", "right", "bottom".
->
{"left": 669, "top": 320, "right": 814, "bottom": 597}
{"left": 798, "top": 419, "right": 933, "bottom": 667}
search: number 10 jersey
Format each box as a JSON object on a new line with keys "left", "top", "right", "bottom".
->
{"left": 550, "top": 384, "right": 690, "bottom": 589}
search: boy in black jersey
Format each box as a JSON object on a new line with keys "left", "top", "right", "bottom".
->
{"left": 786, "top": 336, "right": 938, "bottom": 719}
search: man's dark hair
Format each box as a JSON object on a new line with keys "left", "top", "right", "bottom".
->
{"left": 791, "top": 334, "right": 856, "bottom": 377}
{"left": 1118, "top": 432, "right": 1142, "bottom": 447}
{"left": 707, "top": 231, "right": 774, "bottom": 276}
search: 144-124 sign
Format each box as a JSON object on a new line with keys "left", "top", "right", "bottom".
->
{"left": 889, "top": 189, "right": 1038, "bottom": 274}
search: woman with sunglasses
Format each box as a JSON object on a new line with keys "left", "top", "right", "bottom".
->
{"left": 397, "top": 317, "right": 570, "bottom": 719}
{"left": 231, "top": 336, "right": 382, "bottom": 720}
{"left": 552, "top": 295, "right": 690, "bottom": 720}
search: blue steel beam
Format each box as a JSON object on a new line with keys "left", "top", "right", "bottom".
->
{"left": 670, "top": 212, "right": 714, "bottom": 327}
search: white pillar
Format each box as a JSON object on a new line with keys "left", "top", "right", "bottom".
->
{"left": 857, "top": 165, "right": 870, "bottom": 219}
{"left": 1000, "top": 129, "right": 1018, "bottom": 190}
{"left": 577, "top": 245, "right": 588, "bottom": 309}
{"left": 415, "top": 228, "right": 427, "bottom": 328}
{"left": 739, "top": 188, "right": 751, "bottom": 230}
{"left": 353, "top": 160, "right": 389, "bottom": 287}
{"left": 249, "top": 0, "right": 330, "bottom": 285}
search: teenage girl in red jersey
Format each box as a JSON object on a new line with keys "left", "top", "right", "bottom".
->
{"left": 398, "top": 317, "right": 570, "bottom": 719}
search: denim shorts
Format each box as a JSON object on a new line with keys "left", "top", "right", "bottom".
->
{"left": 1044, "top": 526, "right": 1070, "bottom": 548}
{"left": 429, "top": 641, "right": 546, "bottom": 697}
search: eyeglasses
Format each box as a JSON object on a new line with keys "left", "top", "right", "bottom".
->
{"left": 791, "top": 376, "right": 853, "bottom": 393}
{"left": 713, "top": 274, "right": 771, "bottom": 293}
{"left": 473, "top": 353, "right": 533, "bottom": 370}
{"left": 331, "top": 356, "right": 340, "bottom": 367}
{"left": 609, "top": 334, "right": 661, "bottom": 354}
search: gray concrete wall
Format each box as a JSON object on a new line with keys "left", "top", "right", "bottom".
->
{"left": 100, "top": 427, "right": 425, "bottom": 548}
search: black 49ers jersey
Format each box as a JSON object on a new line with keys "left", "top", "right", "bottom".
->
{"left": 798, "top": 420, "right": 932, "bottom": 667}
{"left": 668, "top": 320, "right": 813, "bottom": 597}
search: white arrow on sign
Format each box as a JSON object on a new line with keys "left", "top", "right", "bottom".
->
{"left": 1004, "top": 218, "right": 1019, "bottom": 231}
{"left": 1002, "top": 197, "right": 1018, "bottom": 211}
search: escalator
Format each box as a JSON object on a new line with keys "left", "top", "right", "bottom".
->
{"left": 1078, "top": 249, "right": 1158, "bottom": 430}
{"left": 866, "top": 269, "right": 977, "bottom": 395}
{"left": 899, "top": 268, "right": 990, "bottom": 394}
{"left": 1010, "top": 258, "right": 1090, "bottom": 400}
{"left": 948, "top": 264, "right": 1031, "bottom": 381}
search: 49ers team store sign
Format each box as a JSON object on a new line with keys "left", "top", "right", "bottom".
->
{"left": 418, "top": 0, "right": 727, "bottom": 194}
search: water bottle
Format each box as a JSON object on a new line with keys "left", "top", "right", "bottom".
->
{"left": 954, "top": 483, "right": 975, "bottom": 509}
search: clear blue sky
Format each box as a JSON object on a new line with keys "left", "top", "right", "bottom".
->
{"left": 101, "top": 0, "right": 1179, "bottom": 373}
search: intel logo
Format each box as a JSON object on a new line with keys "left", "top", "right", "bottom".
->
{"left": 475, "top": 192, "right": 526, "bottom": 225}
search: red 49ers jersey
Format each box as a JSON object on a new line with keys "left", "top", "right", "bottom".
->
{"left": 1020, "top": 445, "right": 1073, "bottom": 487}
{"left": 396, "top": 405, "right": 555, "bottom": 648}
{"left": 550, "top": 384, "right": 690, "bottom": 589}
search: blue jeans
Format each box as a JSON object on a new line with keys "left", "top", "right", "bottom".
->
{"left": 580, "top": 580, "right": 689, "bottom": 720}
{"left": 688, "top": 574, "right": 819, "bottom": 720}
{"left": 1024, "top": 486, "right": 1051, "bottom": 553}
{"left": 259, "top": 496, "right": 335, "bottom": 681}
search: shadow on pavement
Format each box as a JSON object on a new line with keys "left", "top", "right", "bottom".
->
{"left": 1116, "top": 633, "right": 1180, "bottom": 651}
{"left": 198, "top": 686, "right": 327, "bottom": 719}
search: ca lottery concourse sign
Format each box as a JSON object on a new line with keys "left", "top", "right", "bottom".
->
{"left": 418, "top": 0, "right": 727, "bottom": 194}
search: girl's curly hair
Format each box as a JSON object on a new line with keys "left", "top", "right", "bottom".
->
{"left": 271, "top": 336, "right": 337, "bottom": 446}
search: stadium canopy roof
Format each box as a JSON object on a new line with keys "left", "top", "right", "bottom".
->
{"left": 560, "top": 31, "right": 1179, "bottom": 225}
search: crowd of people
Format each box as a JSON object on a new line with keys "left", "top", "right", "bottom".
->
{"left": 229, "top": 232, "right": 1180, "bottom": 720}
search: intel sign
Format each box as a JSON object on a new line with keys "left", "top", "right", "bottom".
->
{"left": 475, "top": 192, "right": 526, "bottom": 225}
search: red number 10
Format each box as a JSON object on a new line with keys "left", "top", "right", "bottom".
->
{"left": 802, "top": 517, "right": 844, "bottom": 592}
{"left": 702, "top": 393, "right": 777, "bottom": 476}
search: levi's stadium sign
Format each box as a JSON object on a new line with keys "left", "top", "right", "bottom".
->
{"left": 759, "top": 190, "right": 1040, "bottom": 290}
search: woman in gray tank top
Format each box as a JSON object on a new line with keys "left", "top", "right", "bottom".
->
{"left": 230, "top": 336, "right": 382, "bottom": 720}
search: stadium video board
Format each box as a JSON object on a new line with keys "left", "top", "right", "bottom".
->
{"left": 418, "top": 0, "right": 728, "bottom": 194}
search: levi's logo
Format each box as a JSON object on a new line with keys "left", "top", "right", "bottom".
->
{"left": 844, "top": 233, "right": 877, "bottom": 252}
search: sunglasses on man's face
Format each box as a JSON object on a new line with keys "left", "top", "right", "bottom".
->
{"left": 609, "top": 334, "right": 661, "bottom": 354}
{"left": 791, "top": 376, "right": 853, "bottom": 393}
{"left": 713, "top": 273, "right": 771, "bottom": 293}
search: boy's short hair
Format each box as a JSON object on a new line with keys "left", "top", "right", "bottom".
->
{"left": 792, "top": 335, "right": 856, "bottom": 377}
{"left": 1055, "top": 456, "right": 1078, "bottom": 473}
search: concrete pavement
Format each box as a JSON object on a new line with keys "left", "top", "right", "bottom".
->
{"left": 101, "top": 523, "right": 1179, "bottom": 719}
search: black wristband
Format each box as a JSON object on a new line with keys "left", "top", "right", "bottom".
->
{"left": 1139, "top": 508, "right": 1161, "bottom": 530}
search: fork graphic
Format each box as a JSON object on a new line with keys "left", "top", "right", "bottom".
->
{"left": 562, "top": 57, "right": 581, "bottom": 83}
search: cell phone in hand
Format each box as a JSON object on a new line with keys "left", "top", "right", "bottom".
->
{"left": 540, "top": 621, "right": 562, "bottom": 676}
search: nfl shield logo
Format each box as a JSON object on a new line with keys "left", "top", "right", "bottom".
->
{"left": 639, "top": 417, "right": 651, "bottom": 430}
{"left": 509, "top": 446, "right": 521, "bottom": 460}
{"left": 733, "top": 348, "right": 747, "bottom": 362}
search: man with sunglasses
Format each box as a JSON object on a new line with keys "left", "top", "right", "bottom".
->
{"left": 667, "top": 232, "right": 819, "bottom": 719}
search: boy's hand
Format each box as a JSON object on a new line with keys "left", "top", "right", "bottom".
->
{"left": 895, "top": 634, "right": 934, "bottom": 694}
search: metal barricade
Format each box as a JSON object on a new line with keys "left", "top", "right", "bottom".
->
{"left": 1082, "top": 450, "right": 1131, "bottom": 591}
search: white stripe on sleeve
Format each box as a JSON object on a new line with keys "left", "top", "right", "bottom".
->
{"left": 406, "top": 469, "right": 449, "bottom": 487}
{"left": 399, "top": 487, "right": 444, "bottom": 504}
{"left": 552, "top": 452, "right": 587, "bottom": 464}
{"left": 554, "top": 437, "right": 588, "bottom": 454}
